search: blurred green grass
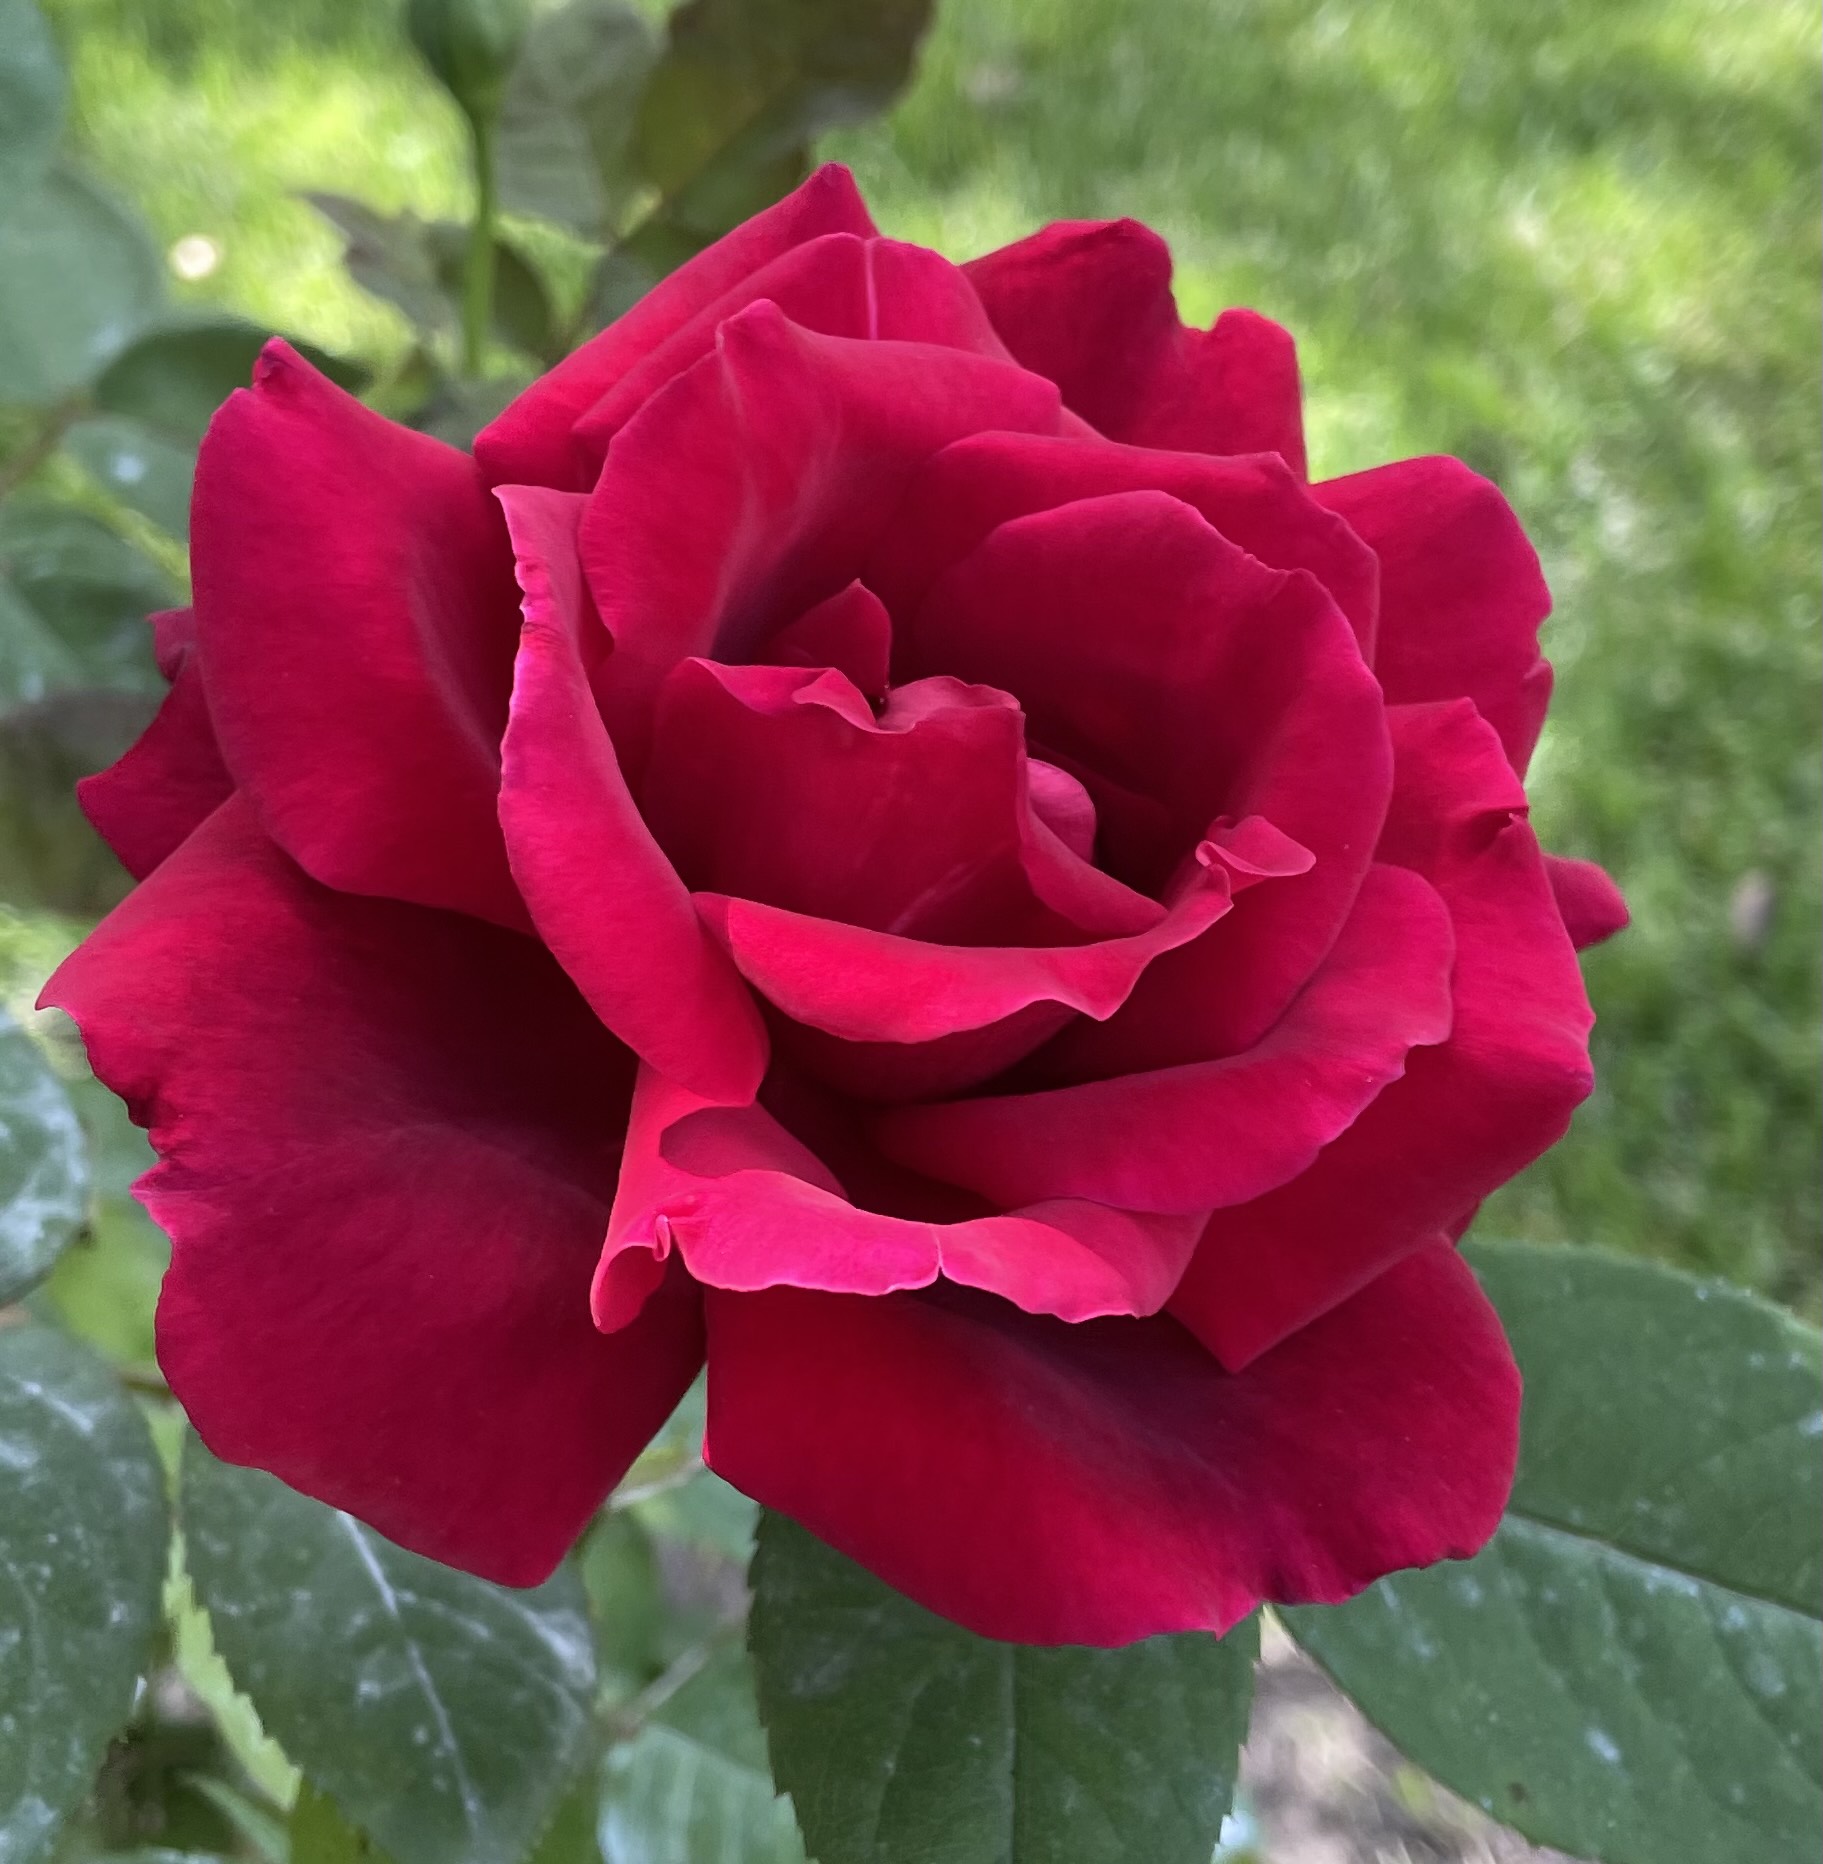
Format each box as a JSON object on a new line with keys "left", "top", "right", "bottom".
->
{"left": 36, "top": 0, "right": 1823, "bottom": 1304}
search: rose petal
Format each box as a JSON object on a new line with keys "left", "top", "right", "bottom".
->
{"left": 877, "top": 862, "right": 1452, "bottom": 1214}
{"left": 569, "top": 234, "right": 1011, "bottom": 475}
{"left": 966, "top": 218, "right": 1306, "bottom": 473}
{"left": 1546, "top": 853, "right": 1630, "bottom": 949}
{"left": 1172, "top": 701, "right": 1597, "bottom": 1369}
{"left": 644, "top": 657, "right": 1161, "bottom": 946}
{"left": 694, "top": 874, "right": 1231, "bottom": 1046}
{"left": 41, "top": 797, "right": 701, "bottom": 1586}
{"left": 191, "top": 341, "right": 526, "bottom": 927}
{"left": 762, "top": 580, "right": 892, "bottom": 699}
{"left": 577, "top": 301, "right": 1065, "bottom": 775}
{"left": 702, "top": 1242, "right": 1519, "bottom": 1644}
{"left": 496, "top": 485, "right": 768, "bottom": 1107}
{"left": 78, "top": 652, "right": 231, "bottom": 880}
{"left": 595, "top": 1068, "right": 1201, "bottom": 1330}
{"left": 1316, "top": 455, "right": 1553, "bottom": 773}
{"left": 869, "top": 429, "right": 1374, "bottom": 650}
{"left": 907, "top": 488, "right": 1391, "bottom": 1064}
{"left": 474, "top": 162, "right": 877, "bottom": 490}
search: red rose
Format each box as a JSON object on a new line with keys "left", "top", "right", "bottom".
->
{"left": 47, "top": 167, "right": 1627, "bottom": 1646}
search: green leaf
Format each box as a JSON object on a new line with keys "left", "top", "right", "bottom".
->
{"left": 304, "top": 195, "right": 450, "bottom": 335}
{"left": 62, "top": 416, "right": 197, "bottom": 542}
{"left": 495, "top": 0, "right": 658, "bottom": 237}
{"left": 0, "top": 688, "right": 156, "bottom": 915}
{"left": 0, "top": 1008, "right": 87, "bottom": 1302}
{"left": 0, "top": 164, "right": 163, "bottom": 407}
{"left": 307, "top": 194, "right": 557, "bottom": 364}
{"left": 0, "top": 1323, "right": 171, "bottom": 1864}
{"left": 1286, "top": 1241, "right": 1823, "bottom": 1864}
{"left": 288, "top": 1781, "right": 389, "bottom": 1862}
{"left": 0, "top": 497, "right": 175, "bottom": 693}
{"left": 629, "top": 0, "right": 934, "bottom": 244}
{"left": 179, "top": 1437, "right": 600, "bottom": 1864}
{"left": 600, "top": 1645, "right": 804, "bottom": 1864}
{"left": 748, "top": 1512, "right": 1258, "bottom": 1864}
{"left": 92, "top": 315, "right": 372, "bottom": 448}
{"left": 0, "top": 0, "right": 65, "bottom": 203}
{"left": 424, "top": 225, "right": 560, "bottom": 365}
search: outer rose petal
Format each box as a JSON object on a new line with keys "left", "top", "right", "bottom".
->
{"left": 594, "top": 1069, "right": 1202, "bottom": 1330}
{"left": 41, "top": 798, "right": 702, "bottom": 1585}
{"left": 908, "top": 489, "right": 1391, "bottom": 1063}
{"left": 703, "top": 1244, "right": 1519, "bottom": 1645}
{"left": 79, "top": 649, "right": 231, "bottom": 879}
{"left": 569, "top": 234, "right": 1011, "bottom": 474}
{"left": 192, "top": 341, "right": 527, "bottom": 928}
{"left": 475, "top": 163, "right": 876, "bottom": 490}
{"left": 966, "top": 218, "right": 1307, "bottom": 473}
{"left": 1173, "top": 702, "right": 1597, "bottom": 1370}
{"left": 1546, "top": 853, "right": 1630, "bottom": 949}
{"left": 577, "top": 302, "right": 1065, "bottom": 775}
{"left": 1316, "top": 455, "right": 1553, "bottom": 773}
{"left": 496, "top": 486, "right": 768, "bottom": 1107}
{"left": 876, "top": 863, "right": 1453, "bottom": 1214}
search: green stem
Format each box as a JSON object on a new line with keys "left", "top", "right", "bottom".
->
{"left": 0, "top": 396, "right": 86, "bottom": 503}
{"left": 459, "top": 110, "right": 498, "bottom": 378}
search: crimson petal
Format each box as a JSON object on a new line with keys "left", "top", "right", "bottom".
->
{"left": 41, "top": 798, "right": 701, "bottom": 1585}
{"left": 703, "top": 1243, "right": 1518, "bottom": 1645}
{"left": 966, "top": 218, "right": 1307, "bottom": 472}
{"left": 192, "top": 341, "right": 526, "bottom": 927}
{"left": 1317, "top": 455, "right": 1553, "bottom": 773}
{"left": 1172, "top": 702, "right": 1597, "bottom": 1369}
{"left": 877, "top": 862, "right": 1453, "bottom": 1214}
{"left": 496, "top": 486, "right": 768, "bottom": 1107}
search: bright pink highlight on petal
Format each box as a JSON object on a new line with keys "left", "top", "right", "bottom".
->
{"left": 703, "top": 1243, "right": 1519, "bottom": 1645}
{"left": 598, "top": 1068, "right": 1203, "bottom": 1329}
{"left": 496, "top": 485, "right": 768, "bottom": 1107}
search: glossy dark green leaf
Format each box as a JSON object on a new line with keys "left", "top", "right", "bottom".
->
{"left": 749, "top": 1512, "right": 1257, "bottom": 1864}
{"left": 0, "top": 1009, "right": 87, "bottom": 1302}
{"left": 180, "top": 1438, "right": 599, "bottom": 1864}
{"left": 304, "top": 194, "right": 451, "bottom": 334}
{"left": 425, "top": 224, "right": 559, "bottom": 364}
{"left": 1287, "top": 1241, "right": 1823, "bottom": 1864}
{"left": 0, "top": 0, "right": 65, "bottom": 202}
{"left": 0, "top": 1323, "right": 171, "bottom": 1864}
{"left": 92, "top": 315, "right": 371, "bottom": 447}
{"left": 0, "top": 688, "right": 156, "bottom": 914}
{"left": 62, "top": 416, "right": 197, "bottom": 542}
{"left": 626, "top": 0, "right": 934, "bottom": 254}
{"left": 0, "top": 497, "right": 174, "bottom": 692}
{"left": 288, "top": 1782, "right": 387, "bottom": 1862}
{"left": 496, "top": 0, "right": 658, "bottom": 236}
{"left": 600, "top": 1645, "right": 804, "bottom": 1864}
{"left": 0, "top": 164, "right": 163, "bottom": 406}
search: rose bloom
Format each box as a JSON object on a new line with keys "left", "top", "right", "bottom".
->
{"left": 48, "top": 167, "right": 1626, "bottom": 1646}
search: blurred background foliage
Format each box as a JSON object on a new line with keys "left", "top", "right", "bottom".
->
{"left": 8, "top": 0, "right": 1820, "bottom": 1306}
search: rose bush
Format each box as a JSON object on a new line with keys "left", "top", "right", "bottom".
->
{"left": 45, "top": 165, "right": 1626, "bottom": 1647}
